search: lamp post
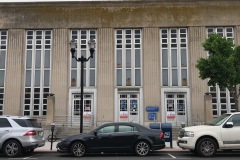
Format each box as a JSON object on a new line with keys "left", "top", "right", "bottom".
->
{"left": 70, "top": 37, "right": 95, "bottom": 133}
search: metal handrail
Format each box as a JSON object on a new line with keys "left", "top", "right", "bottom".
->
{"left": 34, "top": 115, "right": 94, "bottom": 127}
{"left": 192, "top": 114, "right": 205, "bottom": 126}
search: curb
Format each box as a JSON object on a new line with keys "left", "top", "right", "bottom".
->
{"left": 34, "top": 148, "right": 187, "bottom": 153}
{"left": 161, "top": 148, "right": 187, "bottom": 152}
{"left": 35, "top": 150, "right": 57, "bottom": 153}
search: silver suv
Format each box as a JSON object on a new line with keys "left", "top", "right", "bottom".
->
{"left": 0, "top": 116, "right": 45, "bottom": 157}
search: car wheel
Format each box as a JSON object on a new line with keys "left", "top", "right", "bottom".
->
{"left": 70, "top": 141, "right": 86, "bottom": 157}
{"left": 196, "top": 138, "right": 217, "bottom": 157}
{"left": 3, "top": 140, "right": 22, "bottom": 157}
{"left": 135, "top": 141, "right": 150, "bottom": 156}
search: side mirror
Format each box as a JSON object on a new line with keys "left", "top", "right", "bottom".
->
{"left": 225, "top": 122, "right": 233, "bottom": 128}
{"left": 94, "top": 131, "right": 97, "bottom": 136}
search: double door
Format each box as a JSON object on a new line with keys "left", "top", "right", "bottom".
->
{"left": 118, "top": 93, "right": 139, "bottom": 123}
{"left": 71, "top": 93, "right": 93, "bottom": 125}
{"left": 165, "top": 93, "right": 187, "bottom": 126}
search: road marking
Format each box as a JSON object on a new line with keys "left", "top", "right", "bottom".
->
{"left": 168, "top": 153, "right": 176, "bottom": 158}
{"left": 23, "top": 156, "right": 38, "bottom": 159}
{"left": 9, "top": 154, "right": 39, "bottom": 159}
{"left": 160, "top": 158, "right": 191, "bottom": 160}
{"left": 9, "top": 158, "right": 37, "bottom": 160}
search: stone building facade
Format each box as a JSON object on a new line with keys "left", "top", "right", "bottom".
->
{"left": 0, "top": 0, "right": 240, "bottom": 129}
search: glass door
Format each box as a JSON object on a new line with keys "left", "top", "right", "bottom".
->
{"left": 72, "top": 93, "right": 93, "bottom": 126}
{"left": 118, "top": 93, "right": 139, "bottom": 123}
{"left": 165, "top": 93, "right": 187, "bottom": 126}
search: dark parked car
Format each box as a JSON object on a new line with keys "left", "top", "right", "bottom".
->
{"left": 57, "top": 122, "right": 165, "bottom": 157}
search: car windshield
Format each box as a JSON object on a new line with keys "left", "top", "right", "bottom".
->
{"left": 209, "top": 113, "right": 231, "bottom": 126}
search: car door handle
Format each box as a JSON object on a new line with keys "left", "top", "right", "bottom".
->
{"left": 4, "top": 130, "right": 9, "bottom": 133}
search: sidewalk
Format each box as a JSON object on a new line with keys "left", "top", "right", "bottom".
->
{"left": 35, "top": 141, "right": 58, "bottom": 152}
{"left": 162, "top": 141, "right": 186, "bottom": 152}
{"left": 34, "top": 140, "right": 185, "bottom": 152}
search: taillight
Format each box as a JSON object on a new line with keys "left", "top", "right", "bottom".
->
{"left": 23, "top": 130, "right": 37, "bottom": 136}
{"left": 160, "top": 132, "right": 164, "bottom": 139}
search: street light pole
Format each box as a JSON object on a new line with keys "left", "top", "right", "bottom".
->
{"left": 80, "top": 56, "right": 84, "bottom": 133}
{"left": 70, "top": 37, "right": 95, "bottom": 134}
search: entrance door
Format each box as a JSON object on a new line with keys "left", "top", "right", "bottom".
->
{"left": 118, "top": 93, "right": 139, "bottom": 123}
{"left": 165, "top": 93, "right": 187, "bottom": 127}
{"left": 71, "top": 93, "right": 93, "bottom": 126}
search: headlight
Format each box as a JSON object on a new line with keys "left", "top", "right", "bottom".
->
{"left": 184, "top": 131, "right": 194, "bottom": 137}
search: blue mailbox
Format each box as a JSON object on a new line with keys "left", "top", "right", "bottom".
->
{"left": 161, "top": 123, "right": 173, "bottom": 148}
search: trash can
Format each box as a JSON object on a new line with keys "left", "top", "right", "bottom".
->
{"left": 161, "top": 123, "right": 173, "bottom": 148}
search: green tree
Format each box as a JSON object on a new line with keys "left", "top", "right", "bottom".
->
{"left": 196, "top": 33, "right": 240, "bottom": 112}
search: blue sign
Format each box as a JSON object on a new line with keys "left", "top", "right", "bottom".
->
{"left": 146, "top": 106, "right": 159, "bottom": 112}
{"left": 148, "top": 113, "right": 157, "bottom": 120}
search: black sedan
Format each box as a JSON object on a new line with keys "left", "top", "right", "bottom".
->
{"left": 56, "top": 122, "right": 165, "bottom": 157}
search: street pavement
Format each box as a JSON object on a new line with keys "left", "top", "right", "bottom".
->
{"left": 34, "top": 140, "right": 185, "bottom": 152}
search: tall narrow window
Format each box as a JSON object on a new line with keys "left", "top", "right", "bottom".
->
{"left": 161, "top": 28, "right": 188, "bottom": 87}
{"left": 0, "top": 30, "right": 7, "bottom": 115}
{"left": 24, "top": 30, "right": 52, "bottom": 116}
{"left": 207, "top": 27, "right": 235, "bottom": 116}
{"left": 70, "top": 30, "right": 96, "bottom": 87}
{"left": 116, "top": 29, "right": 142, "bottom": 87}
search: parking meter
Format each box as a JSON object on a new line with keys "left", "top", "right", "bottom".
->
{"left": 50, "top": 123, "right": 55, "bottom": 150}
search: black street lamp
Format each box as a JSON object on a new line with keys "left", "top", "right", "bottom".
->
{"left": 70, "top": 37, "right": 95, "bottom": 133}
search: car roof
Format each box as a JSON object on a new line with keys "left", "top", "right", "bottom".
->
{"left": 101, "top": 122, "right": 141, "bottom": 125}
{"left": 230, "top": 112, "right": 240, "bottom": 115}
{"left": 98, "top": 122, "right": 147, "bottom": 129}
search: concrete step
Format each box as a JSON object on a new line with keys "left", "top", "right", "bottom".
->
{"left": 172, "top": 127, "right": 181, "bottom": 140}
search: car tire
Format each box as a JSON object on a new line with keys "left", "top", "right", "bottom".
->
{"left": 196, "top": 138, "right": 217, "bottom": 157}
{"left": 3, "top": 140, "right": 22, "bottom": 157}
{"left": 135, "top": 141, "right": 150, "bottom": 156}
{"left": 70, "top": 141, "right": 86, "bottom": 157}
